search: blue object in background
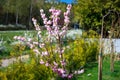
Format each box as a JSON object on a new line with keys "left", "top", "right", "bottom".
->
{"left": 60, "top": 0, "right": 73, "bottom": 4}
{"left": 74, "top": 23, "right": 79, "bottom": 29}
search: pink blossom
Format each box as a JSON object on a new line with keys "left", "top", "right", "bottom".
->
{"left": 43, "top": 20, "right": 47, "bottom": 24}
{"left": 38, "top": 31, "right": 42, "bottom": 38}
{"left": 13, "top": 36, "right": 17, "bottom": 40}
{"left": 74, "top": 69, "right": 84, "bottom": 74}
{"left": 67, "top": 4, "right": 72, "bottom": 10}
{"left": 53, "top": 61, "right": 58, "bottom": 66}
{"left": 64, "top": 16, "right": 69, "bottom": 20}
{"left": 45, "top": 62, "right": 49, "bottom": 66}
{"left": 61, "top": 49, "right": 64, "bottom": 53}
{"left": 64, "top": 12, "right": 68, "bottom": 16}
{"left": 59, "top": 30, "right": 67, "bottom": 36}
{"left": 47, "top": 20, "right": 52, "bottom": 25}
{"left": 28, "top": 38, "right": 32, "bottom": 42}
{"left": 14, "top": 36, "right": 26, "bottom": 41}
{"left": 33, "top": 48, "right": 40, "bottom": 54}
{"left": 57, "top": 68, "right": 66, "bottom": 74}
{"left": 49, "top": 7, "right": 55, "bottom": 12}
{"left": 38, "top": 31, "right": 41, "bottom": 35}
{"left": 55, "top": 10, "right": 61, "bottom": 16}
{"left": 53, "top": 23, "right": 57, "bottom": 27}
{"left": 33, "top": 42, "right": 38, "bottom": 45}
{"left": 20, "top": 37, "right": 26, "bottom": 41}
{"left": 50, "top": 15, "right": 54, "bottom": 18}
{"left": 33, "top": 48, "right": 38, "bottom": 52}
{"left": 32, "top": 18, "right": 36, "bottom": 22}
{"left": 29, "top": 44, "right": 34, "bottom": 49}
{"left": 39, "top": 43, "right": 45, "bottom": 48}
{"left": 62, "top": 26, "right": 67, "bottom": 30}
{"left": 52, "top": 18, "right": 58, "bottom": 27}
{"left": 47, "top": 27, "right": 51, "bottom": 31}
{"left": 61, "top": 73, "right": 68, "bottom": 78}
{"left": 17, "top": 36, "right": 21, "bottom": 40}
{"left": 78, "top": 69, "right": 84, "bottom": 74}
{"left": 42, "top": 51, "right": 48, "bottom": 56}
{"left": 64, "top": 18, "right": 70, "bottom": 24}
{"left": 60, "top": 60, "right": 66, "bottom": 66}
{"left": 43, "top": 18, "right": 48, "bottom": 22}
{"left": 52, "top": 67, "right": 57, "bottom": 72}
{"left": 32, "top": 17, "right": 41, "bottom": 31}
{"left": 35, "top": 26, "right": 41, "bottom": 30}
{"left": 68, "top": 74, "right": 73, "bottom": 79}
{"left": 54, "top": 27, "right": 59, "bottom": 33}
{"left": 66, "top": 10, "right": 70, "bottom": 15}
{"left": 41, "top": 13, "right": 46, "bottom": 19}
{"left": 40, "top": 9, "right": 44, "bottom": 13}
{"left": 40, "top": 59, "right": 44, "bottom": 64}
{"left": 59, "top": 54, "right": 62, "bottom": 58}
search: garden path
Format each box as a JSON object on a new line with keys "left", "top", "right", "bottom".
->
{"left": 0, "top": 55, "right": 29, "bottom": 67}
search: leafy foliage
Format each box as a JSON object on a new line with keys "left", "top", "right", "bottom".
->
{"left": 73, "top": 0, "right": 120, "bottom": 37}
{"left": 65, "top": 36, "right": 99, "bottom": 71}
{"left": 0, "top": 57, "right": 54, "bottom": 80}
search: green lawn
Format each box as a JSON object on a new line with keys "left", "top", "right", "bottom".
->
{"left": 0, "top": 30, "right": 37, "bottom": 41}
{"left": 77, "top": 59, "right": 120, "bottom": 80}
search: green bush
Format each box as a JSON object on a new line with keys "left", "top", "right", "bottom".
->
{"left": 64, "top": 37, "right": 99, "bottom": 71}
{"left": 0, "top": 57, "right": 54, "bottom": 80}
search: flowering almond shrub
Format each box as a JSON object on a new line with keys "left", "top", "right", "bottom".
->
{"left": 14, "top": 4, "right": 85, "bottom": 79}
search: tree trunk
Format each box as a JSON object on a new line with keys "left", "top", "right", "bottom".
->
{"left": 5, "top": 11, "right": 8, "bottom": 24}
{"left": 29, "top": 0, "right": 33, "bottom": 29}
{"left": 16, "top": 10, "right": 19, "bottom": 25}
{"left": 98, "top": 16, "right": 104, "bottom": 80}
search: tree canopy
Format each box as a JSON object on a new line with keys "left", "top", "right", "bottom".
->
{"left": 73, "top": 0, "right": 120, "bottom": 37}
{"left": 1, "top": 0, "right": 120, "bottom": 37}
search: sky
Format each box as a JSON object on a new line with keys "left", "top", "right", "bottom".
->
{"left": 60, "top": 0, "right": 73, "bottom": 4}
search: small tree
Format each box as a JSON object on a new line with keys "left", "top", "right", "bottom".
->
{"left": 14, "top": 4, "right": 85, "bottom": 79}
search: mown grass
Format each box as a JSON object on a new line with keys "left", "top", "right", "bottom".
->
{"left": 0, "top": 30, "right": 37, "bottom": 41}
{"left": 77, "top": 58, "right": 120, "bottom": 80}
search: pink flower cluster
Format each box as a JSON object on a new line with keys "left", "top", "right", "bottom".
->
{"left": 64, "top": 4, "right": 72, "bottom": 25}
{"left": 14, "top": 36, "right": 26, "bottom": 41}
{"left": 32, "top": 18, "right": 42, "bottom": 38}
{"left": 14, "top": 35, "right": 44, "bottom": 50}
{"left": 52, "top": 66, "right": 73, "bottom": 79}
{"left": 39, "top": 4, "right": 72, "bottom": 39}
{"left": 32, "top": 18, "right": 41, "bottom": 31}
{"left": 38, "top": 4, "right": 73, "bottom": 79}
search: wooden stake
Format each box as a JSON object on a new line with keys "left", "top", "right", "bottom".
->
{"left": 110, "top": 41, "right": 114, "bottom": 72}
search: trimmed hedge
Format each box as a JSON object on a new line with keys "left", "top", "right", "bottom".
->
{"left": 0, "top": 24, "right": 26, "bottom": 31}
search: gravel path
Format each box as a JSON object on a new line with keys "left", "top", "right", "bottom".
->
{"left": 0, "top": 55, "right": 29, "bottom": 67}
